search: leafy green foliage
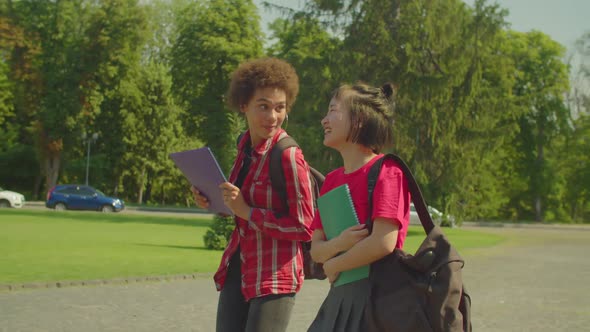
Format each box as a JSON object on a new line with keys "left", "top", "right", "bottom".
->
{"left": 506, "top": 30, "right": 571, "bottom": 221}
{"left": 170, "top": 0, "right": 263, "bottom": 173}
{"left": 170, "top": 0, "right": 264, "bottom": 241}
{"left": 0, "top": 0, "right": 587, "bottom": 223}
{"left": 84, "top": 0, "right": 150, "bottom": 194}
{"left": 117, "top": 62, "right": 187, "bottom": 203}
{"left": 203, "top": 215, "right": 235, "bottom": 250}
{"left": 267, "top": 16, "right": 342, "bottom": 173}
{"left": 0, "top": 60, "right": 13, "bottom": 127}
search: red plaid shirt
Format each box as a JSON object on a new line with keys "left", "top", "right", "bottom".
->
{"left": 213, "top": 129, "right": 315, "bottom": 301}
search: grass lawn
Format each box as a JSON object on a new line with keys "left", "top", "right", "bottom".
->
{"left": 0, "top": 209, "right": 505, "bottom": 284}
{"left": 402, "top": 226, "right": 505, "bottom": 254}
{"left": 0, "top": 209, "right": 221, "bottom": 284}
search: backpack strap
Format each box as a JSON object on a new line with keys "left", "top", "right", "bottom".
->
{"left": 235, "top": 132, "right": 298, "bottom": 211}
{"left": 236, "top": 132, "right": 246, "bottom": 148}
{"left": 269, "top": 136, "right": 299, "bottom": 210}
{"left": 236, "top": 132, "right": 314, "bottom": 215}
{"left": 367, "top": 154, "right": 435, "bottom": 234}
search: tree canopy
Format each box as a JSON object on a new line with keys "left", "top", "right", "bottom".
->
{"left": 1, "top": 0, "right": 587, "bottom": 223}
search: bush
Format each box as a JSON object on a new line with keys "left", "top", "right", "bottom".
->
{"left": 203, "top": 215, "right": 235, "bottom": 250}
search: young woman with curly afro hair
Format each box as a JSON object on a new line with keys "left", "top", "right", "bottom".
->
{"left": 191, "top": 58, "right": 315, "bottom": 332}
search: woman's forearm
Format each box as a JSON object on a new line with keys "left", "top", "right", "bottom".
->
{"left": 328, "top": 219, "right": 398, "bottom": 273}
{"left": 310, "top": 231, "right": 346, "bottom": 263}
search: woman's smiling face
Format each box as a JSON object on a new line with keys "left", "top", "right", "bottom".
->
{"left": 321, "top": 95, "right": 351, "bottom": 149}
{"left": 241, "top": 87, "right": 287, "bottom": 146}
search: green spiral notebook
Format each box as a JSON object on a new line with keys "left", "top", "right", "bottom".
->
{"left": 317, "top": 184, "right": 370, "bottom": 287}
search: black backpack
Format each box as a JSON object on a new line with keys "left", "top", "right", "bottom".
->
{"left": 237, "top": 133, "right": 326, "bottom": 280}
{"left": 364, "top": 154, "right": 472, "bottom": 332}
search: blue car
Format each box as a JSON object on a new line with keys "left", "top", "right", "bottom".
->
{"left": 46, "top": 184, "right": 125, "bottom": 212}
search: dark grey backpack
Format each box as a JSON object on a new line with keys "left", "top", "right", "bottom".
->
{"left": 364, "top": 154, "right": 472, "bottom": 332}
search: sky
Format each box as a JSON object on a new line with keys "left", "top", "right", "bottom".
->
{"left": 254, "top": 0, "right": 590, "bottom": 53}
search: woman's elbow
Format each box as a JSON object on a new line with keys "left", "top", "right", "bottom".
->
{"left": 382, "top": 242, "right": 396, "bottom": 255}
{"left": 370, "top": 220, "right": 398, "bottom": 256}
{"left": 375, "top": 239, "right": 396, "bottom": 258}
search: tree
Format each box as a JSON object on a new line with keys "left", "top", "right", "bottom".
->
{"left": 0, "top": 10, "right": 37, "bottom": 138}
{"left": 267, "top": 16, "right": 342, "bottom": 173}
{"left": 7, "top": 0, "right": 94, "bottom": 195}
{"left": 0, "top": 5, "right": 45, "bottom": 197}
{"left": 142, "top": 0, "right": 190, "bottom": 64}
{"left": 170, "top": 0, "right": 263, "bottom": 173}
{"left": 170, "top": 0, "right": 264, "bottom": 249}
{"left": 0, "top": 58, "right": 13, "bottom": 128}
{"left": 117, "top": 62, "right": 185, "bottom": 203}
{"left": 558, "top": 31, "right": 590, "bottom": 222}
{"left": 300, "top": 0, "right": 519, "bottom": 223}
{"left": 507, "top": 30, "right": 570, "bottom": 222}
{"left": 85, "top": 0, "right": 150, "bottom": 195}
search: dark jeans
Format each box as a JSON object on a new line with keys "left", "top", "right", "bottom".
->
{"left": 216, "top": 251, "right": 296, "bottom": 332}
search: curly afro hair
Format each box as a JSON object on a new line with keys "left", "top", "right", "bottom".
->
{"left": 226, "top": 57, "right": 299, "bottom": 112}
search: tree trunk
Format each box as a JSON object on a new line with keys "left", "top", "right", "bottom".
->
{"left": 534, "top": 197, "right": 542, "bottom": 222}
{"left": 144, "top": 171, "right": 152, "bottom": 203}
{"left": 534, "top": 138, "right": 544, "bottom": 222}
{"left": 44, "top": 153, "right": 60, "bottom": 195}
{"left": 137, "top": 167, "right": 145, "bottom": 204}
{"left": 33, "top": 173, "right": 42, "bottom": 200}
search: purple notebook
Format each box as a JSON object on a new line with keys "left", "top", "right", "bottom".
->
{"left": 169, "top": 147, "right": 233, "bottom": 216}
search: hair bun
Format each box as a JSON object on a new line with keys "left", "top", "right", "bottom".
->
{"left": 380, "top": 83, "right": 396, "bottom": 99}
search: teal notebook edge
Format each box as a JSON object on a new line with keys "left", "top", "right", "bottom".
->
{"left": 317, "top": 184, "right": 369, "bottom": 287}
{"left": 335, "top": 265, "right": 370, "bottom": 287}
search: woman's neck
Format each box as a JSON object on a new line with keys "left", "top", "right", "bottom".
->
{"left": 340, "top": 144, "right": 377, "bottom": 174}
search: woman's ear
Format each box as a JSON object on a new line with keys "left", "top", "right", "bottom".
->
{"left": 239, "top": 105, "right": 247, "bottom": 113}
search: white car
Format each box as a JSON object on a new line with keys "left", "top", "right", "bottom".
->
{"left": 409, "top": 203, "right": 454, "bottom": 226}
{"left": 0, "top": 187, "right": 25, "bottom": 208}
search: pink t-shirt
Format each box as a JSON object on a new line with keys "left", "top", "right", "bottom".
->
{"left": 311, "top": 154, "right": 411, "bottom": 248}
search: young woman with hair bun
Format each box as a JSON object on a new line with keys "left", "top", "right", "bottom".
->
{"left": 308, "top": 82, "right": 411, "bottom": 332}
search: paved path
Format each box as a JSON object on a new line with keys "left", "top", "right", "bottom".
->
{"left": 1, "top": 226, "right": 589, "bottom": 332}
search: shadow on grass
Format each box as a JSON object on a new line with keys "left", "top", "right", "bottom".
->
{"left": 133, "top": 243, "right": 211, "bottom": 251}
{"left": 0, "top": 209, "right": 213, "bottom": 228}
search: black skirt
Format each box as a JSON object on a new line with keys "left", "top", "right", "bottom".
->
{"left": 307, "top": 278, "right": 370, "bottom": 332}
